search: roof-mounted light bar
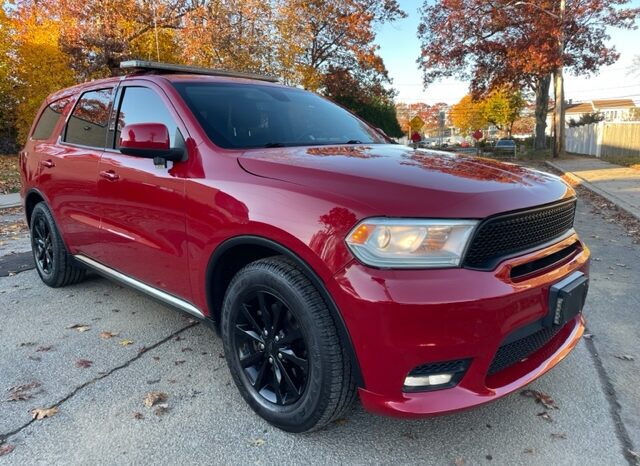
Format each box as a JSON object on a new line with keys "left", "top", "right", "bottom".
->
{"left": 119, "top": 60, "right": 279, "bottom": 83}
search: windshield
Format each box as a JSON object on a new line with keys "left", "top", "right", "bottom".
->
{"left": 173, "top": 82, "right": 386, "bottom": 149}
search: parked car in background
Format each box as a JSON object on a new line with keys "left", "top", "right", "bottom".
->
{"left": 20, "top": 61, "right": 589, "bottom": 433}
{"left": 494, "top": 138, "right": 517, "bottom": 157}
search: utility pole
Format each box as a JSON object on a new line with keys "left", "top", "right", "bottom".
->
{"left": 513, "top": 1, "right": 565, "bottom": 157}
{"left": 552, "top": 0, "right": 566, "bottom": 158}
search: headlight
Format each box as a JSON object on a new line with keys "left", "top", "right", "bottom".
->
{"left": 345, "top": 218, "right": 478, "bottom": 268}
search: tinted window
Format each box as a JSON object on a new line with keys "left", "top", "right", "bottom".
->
{"left": 114, "top": 87, "right": 178, "bottom": 148}
{"left": 173, "top": 82, "right": 385, "bottom": 149}
{"left": 31, "top": 98, "right": 71, "bottom": 140}
{"left": 64, "top": 89, "right": 112, "bottom": 148}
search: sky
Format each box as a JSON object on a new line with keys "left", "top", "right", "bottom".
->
{"left": 376, "top": 0, "right": 640, "bottom": 105}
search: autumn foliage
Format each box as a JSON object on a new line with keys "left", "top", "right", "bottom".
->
{"left": 417, "top": 0, "right": 639, "bottom": 148}
{"left": 0, "top": 0, "right": 405, "bottom": 147}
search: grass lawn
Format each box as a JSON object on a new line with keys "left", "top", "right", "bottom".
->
{"left": 0, "top": 154, "right": 21, "bottom": 194}
{"left": 599, "top": 155, "right": 640, "bottom": 170}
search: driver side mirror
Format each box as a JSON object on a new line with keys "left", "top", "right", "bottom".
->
{"left": 119, "top": 123, "right": 184, "bottom": 164}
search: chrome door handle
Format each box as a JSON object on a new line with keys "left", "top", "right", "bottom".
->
{"left": 40, "top": 159, "right": 55, "bottom": 168}
{"left": 99, "top": 170, "right": 119, "bottom": 181}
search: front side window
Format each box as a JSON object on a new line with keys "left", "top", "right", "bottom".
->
{"left": 64, "top": 89, "right": 113, "bottom": 148}
{"left": 31, "top": 97, "right": 72, "bottom": 140}
{"left": 173, "top": 82, "right": 386, "bottom": 149}
{"left": 114, "top": 87, "right": 179, "bottom": 149}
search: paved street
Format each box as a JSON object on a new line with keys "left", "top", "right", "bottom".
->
{"left": 1, "top": 189, "right": 639, "bottom": 465}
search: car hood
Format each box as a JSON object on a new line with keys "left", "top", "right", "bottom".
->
{"left": 237, "top": 144, "right": 574, "bottom": 218}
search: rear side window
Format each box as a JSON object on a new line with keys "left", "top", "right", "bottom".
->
{"left": 31, "top": 98, "right": 71, "bottom": 140}
{"left": 64, "top": 89, "right": 113, "bottom": 148}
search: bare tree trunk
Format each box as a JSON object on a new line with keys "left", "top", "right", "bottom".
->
{"left": 534, "top": 75, "right": 551, "bottom": 150}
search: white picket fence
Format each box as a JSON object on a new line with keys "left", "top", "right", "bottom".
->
{"left": 565, "top": 121, "right": 640, "bottom": 157}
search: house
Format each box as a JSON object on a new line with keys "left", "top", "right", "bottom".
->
{"left": 546, "top": 98, "right": 638, "bottom": 133}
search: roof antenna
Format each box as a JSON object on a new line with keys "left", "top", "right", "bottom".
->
{"left": 152, "top": 2, "right": 160, "bottom": 61}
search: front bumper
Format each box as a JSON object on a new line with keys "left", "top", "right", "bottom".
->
{"left": 330, "top": 233, "right": 589, "bottom": 417}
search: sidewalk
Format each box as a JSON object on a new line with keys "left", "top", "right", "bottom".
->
{"left": 546, "top": 157, "right": 640, "bottom": 221}
{"left": 0, "top": 192, "right": 21, "bottom": 209}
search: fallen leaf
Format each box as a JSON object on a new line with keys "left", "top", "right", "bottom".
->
{"left": 154, "top": 403, "right": 170, "bottom": 416}
{"left": 523, "top": 448, "right": 534, "bottom": 454}
{"left": 133, "top": 412, "right": 144, "bottom": 420}
{"left": 218, "top": 352, "right": 225, "bottom": 359}
{"left": 31, "top": 406, "right": 59, "bottom": 420}
{"left": 7, "top": 382, "right": 41, "bottom": 401}
{"left": 174, "top": 360, "right": 186, "bottom": 366}
{"left": 28, "top": 355, "right": 42, "bottom": 362}
{"left": 251, "top": 438, "right": 266, "bottom": 447}
{"left": 143, "top": 391, "right": 168, "bottom": 408}
{"left": 181, "top": 347, "right": 193, "bottom": 352}
{"left": 551, "top": 432, "right": 567, "bottom": 440}
{"left": 138, "top": 346, "right": 147, "bottom": 353}
{"left": 583, "top": 333, "right": 594, "bottom": 340}
{"left": 521, "top": 389, "right": 558, "bottom": 409}
{"left": 67, "top": 324, "right": 90, "bottom": 332}
{"left": 36, "top": 345, "right": 53, "bottom": 352}
{"left": 152, "top": 356, "right": 160, "bottom": 361}
{"left": 18, "top": 342, "right": 36, "bottom": 347}
{"left": 334, "top": 418, "right": 348, "bottom": 426}
{"left": 401, "top": 431, "right": 417, "bottom": 440}
{"left": 614, "top": 354, "right": 635, "bottom": 361}
{"left": 119, "top": 339, "right": 134, "bottom": 346}
{"left": 174, "top": 336, "right": 183, "bottom": 341}
{"left": 0, "top": 444, "right": 15, "bottom": 456}
{"left": 537, "top": 411, "right": 553, "bottom": 422}
{"left": 486, "top": 455, "right": 493, "bottom": 461}
{"left": 75, "top": 359, "right": 93, "bottom": 368}
{"left": 454, "top": 457, "right": 465, "bottom": 466}
{"left": 99, "top": 331, "right": 119, "bottom": 340}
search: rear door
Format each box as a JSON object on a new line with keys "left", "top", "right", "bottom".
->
{"left": 93, "top": 82, "right": 191, "bottom": 299}
{"left": 37, "top": 87, "right": 114, "bottom": 257}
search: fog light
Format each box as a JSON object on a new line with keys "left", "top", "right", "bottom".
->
{"left": 404, "top": 373, "right": 453, "bottom": 388}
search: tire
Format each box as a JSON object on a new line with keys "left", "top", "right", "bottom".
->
{"left": 30, "top": 202, "right": 86, "bottom": 288}
{"left": 221, "top": 256, "right": 356, "bottom": 432}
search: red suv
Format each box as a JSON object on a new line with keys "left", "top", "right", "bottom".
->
{"left": 20, "top": 61, "right": 589, "bottom": 432}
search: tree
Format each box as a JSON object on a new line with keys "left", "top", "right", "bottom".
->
{"left": 482, "top": 87, "right": 526, "bottom": 136}
{"left": 44, "top": 0, "right": 190, "bottom": 79}
{"left": 449, "top": 95, "right": 487, "bottom": 135}
{"left": 181, "top": 0, "right": 277, "bottom": 74}
{"left": 275, "top": 0, "right": 405, "bottom": 90}
{"left": 0, "top": 7, "right": 16, "bottom": 152}
{"left": 417, "top": 0, "right": 639, "bottom": 151}
{"left": 568, "top": 112, "right": 604, "bottom": 127}
{"left": 9, "top": 3, "right": 76, "bottom": 143}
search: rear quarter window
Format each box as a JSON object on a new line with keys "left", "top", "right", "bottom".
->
{"left": 31, "top": 98, "right": 72, "bottom": 140}
{"left": 63, "top": 88, "right": 113, "bottom": 148}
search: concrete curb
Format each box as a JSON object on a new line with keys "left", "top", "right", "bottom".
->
{"left": 545, "top": 160, "right": 640, "bottom": 222}
{"left": 0, "top": 202, "right": 21, "bottom": 210}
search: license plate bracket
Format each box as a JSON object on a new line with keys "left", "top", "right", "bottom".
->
{"left": 546, "top": 271, "right": 589, "bottom": 328}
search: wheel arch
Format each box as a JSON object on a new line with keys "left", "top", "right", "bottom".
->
{"left": 24, "top": 188, "right": 48, "bottom": 225}
{"left": 206, "top": 235, "right": 365, "bottom": 388}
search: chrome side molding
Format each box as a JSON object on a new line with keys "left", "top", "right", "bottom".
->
{"left": 74, "top": 254, "right": 204, "bottom": 319}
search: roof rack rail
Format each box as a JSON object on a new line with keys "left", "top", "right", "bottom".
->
{"left": 119, "top": 60, "right": 279, "bottom": 83}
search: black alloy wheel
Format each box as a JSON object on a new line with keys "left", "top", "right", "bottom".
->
{"left": 33, "top": 215, "right": 53, "bottom": 276}
{"left": 221, "top": 256, "right": 356, "bottom": 432}
{"left": 29, "top": 202, "right": 85, "bottom": 287}
{"left": 233, "top": 289, "right": 309, "bottom": 405}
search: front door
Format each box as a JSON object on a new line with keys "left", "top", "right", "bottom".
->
{"left": 94, "top": 83, "right": 191, "bottom": 300}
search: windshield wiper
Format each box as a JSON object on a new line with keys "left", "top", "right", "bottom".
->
{"left": 263, "top": 142, "right": 287, "bottom": 148}
{"left": 343, "top": 140, "right": 363, "bottom": 144}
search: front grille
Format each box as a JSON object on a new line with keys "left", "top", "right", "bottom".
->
{"left": 488, "top": 325, "right": 562, "bottom": 376}
{"left": 463, "top": 199, "right": 576, "bottom": 270}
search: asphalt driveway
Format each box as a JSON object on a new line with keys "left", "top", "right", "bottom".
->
{"left": 0, "top": 192, "right": 638, "bottom": 465}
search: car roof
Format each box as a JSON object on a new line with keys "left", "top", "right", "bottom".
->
{"left": 45, "top": 72, "right": 287, "bottom": 105}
